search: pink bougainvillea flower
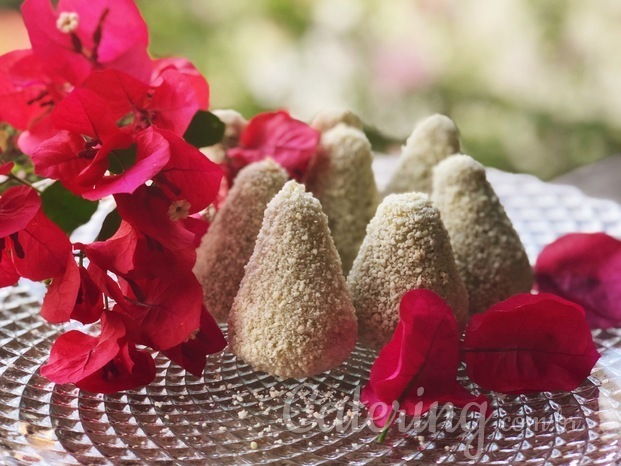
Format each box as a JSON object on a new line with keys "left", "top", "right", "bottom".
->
{"left": 462, "top": 293, "right": 600, "bottom": 394}
{"left": 145, "top": 67, "right": 202, "bottom": 135}
{"left": 228, "top": 110, "right": 319, "bottom": 181}
{"left": 31, "top": 126, "right": 171, "bottom": 201}
{"left": 163, "top": 306, "right": 226, "bottom": 376}
{"left": 535, "top": 232, "right": 621, "bottom": 329}
{"left": 21, "top": 0, "right": 151, "bottom": 85}
{"left": 152, "top": 57, "right": 210, "bottom": 111}
{"left": 64, "top": 68, "right": 201, "bottom": 136}
{"left": 0, "top": 186, "right": 72, "bottom": 287}
{"left": 0, "top": 49, "right": 64, "bottom": 156}
{"left": 0, "top": 185, "right": 41, "bottom": 238}
{"left": 362, "top": 290, "right": 487, "bottom": 429}
{"left": 29, "top": 76, "right": 152, "bottom": 197}
{"left": 113, "top": 271, "right": 203, "bottom": 351}
{"left": 0, "top": 49, "right": 65, "bottom": 133}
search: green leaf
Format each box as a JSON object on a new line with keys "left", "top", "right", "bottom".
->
{"left": 41, "top": 182, "right": 99, "bottom": 235}
{"left": 183, "top": 110, "right": 225, "bottom": 148}
{"left": 108, "top": 145, "right": 138, "bottom": 175}
{"left": 96, "top": 208, "right": 122, "bottom": 241}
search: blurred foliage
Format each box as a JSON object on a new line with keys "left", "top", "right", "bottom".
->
{"left": 134, "top": 0, "right": 621, "bottom": 180}
{"left": 41, "top": 182, "right": 99, "bottom": 234}
{"left": 1, "top": 0, "right": 619, "bottom": 179}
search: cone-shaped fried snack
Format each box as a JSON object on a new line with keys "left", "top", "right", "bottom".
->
{"left": 431, "top": 154, "right": 533, "bottom": 315}
{"left": 384, "top": 114, "right": 460, "bottom": 195}
{"left": 305, "top": 124, "right": 379, "bottom": 273}
{"left": 228, "top": 181, "right": 358, "bottom": 378}
{"left": 311, "top": 107, "right": 364, "bottom": 133}
{"left": 347, "top": 193, "right": 468, "bottom": 350}
{"left": 194, "top": 159, "right": 288, "bottom": 321}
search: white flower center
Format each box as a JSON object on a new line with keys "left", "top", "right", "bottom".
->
{"left": 56, "top": 12, "right": 79, "bottom": 34}
{"left": 168, "top": 199, "right": 191, "bottom": 221}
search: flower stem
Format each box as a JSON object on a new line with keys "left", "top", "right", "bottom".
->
{"left": 7, "top": 173, "right": 42, "bottom": 193}
{"left": 377, "top": 407, "right": 398, "bottom": 443}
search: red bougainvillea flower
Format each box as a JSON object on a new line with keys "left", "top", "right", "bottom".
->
{"left": 112, "top": 271, "right": 204, "bottom": 351}
{"left": 114, "top": 185, "right": 210, "bottom": 264}
{"left": 163, "top": 306, "right": 226, "bottom": 376}
{"left": 154, "top": 129, "right": 223, "bottom": 212}
{"left": 535, "top": 232, "right": 621, "bottom": 329}
{"left": 21, "top": 0, "right": 151, "bottom": 86}
{"left": 77, "top": 341, "right": 156, "bottom": 394}
{"left": 41, "top": 311, "right": 155, "bottom": 393}
{"left": 0, "top": 49, "right": 67, "bottom": 155}
{"left": 462, "top": 293, "right": 600, "bottom": 394}
{"left": 152, "top": 57, "right": 210, "bottom": 111}
{"left": 82, "top": 215, "right": 207, "bottom": 282}
{"left": 61, "top": 68, "right": 203, "bottom": 136}
{"left": 30, "top": 126, "right": 170, "bottom": 201}
{"left": 0, "top": 162, "right": 14, "bottom": 175}
{"left": 0, "top": 186, "right": 72, "bottom": 287}
{"left": 362, "top": 290, "right": 487, "bottom": 432}
{"left": 41, "top": 258, "right": 105, "bottom": 325}
{"left": 228, "top": 110, "right": 320, "bottom": 181}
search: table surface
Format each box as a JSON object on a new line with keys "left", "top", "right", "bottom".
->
{"left": 552, "top": 154, "right": 621, "bottom": 204}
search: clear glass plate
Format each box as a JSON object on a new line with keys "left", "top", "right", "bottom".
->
{"left": 1, "top": 163, "right": 620, "bottom": 465}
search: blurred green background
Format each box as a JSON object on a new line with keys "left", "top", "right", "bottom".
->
{"left": 2, "top": 0, "right": 621, "bottom": 179}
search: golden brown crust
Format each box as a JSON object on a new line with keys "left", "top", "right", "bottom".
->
{"left": 384, "top": 114, "right": 460, "bottom": 195}
{"left": 305, "top": 124, "right": 379, "bottom": 273}
{"left": 228, "top": 181, "right": 358, "bottom": 378}
{"left": 431, "top": 154, "right": 533, "bottom": 315}
{"left": 347, "top": 192, "right": 469, "bottom": 350}
{"left": 193, "top": 159, "right": 288, "bottom": 321}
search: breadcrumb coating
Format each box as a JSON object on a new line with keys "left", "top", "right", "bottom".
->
{"left": 228, "top": 181, "right": 358, "bottom": 378}
{"left": 193, "top": 159, "right": 288, "bottom": 321}
{"left": 384, "top": 114, "right": 460, "bottom": 195}
{"left": 431, "top": 154, "right": 533, "bottom": 315}
{"left": 347, "top": 193, "right": 468, "bottom": 350}
{"left": 311, "top": 107, "right": 364, "bottom": 133}
{"left": 305, "top": 124, "right": 379, "bottom": 273}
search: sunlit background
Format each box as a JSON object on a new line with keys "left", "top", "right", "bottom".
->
{"left": 1, "top": 0, "right": 620, "bottom": 179}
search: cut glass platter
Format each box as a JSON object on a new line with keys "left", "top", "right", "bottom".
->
{"left": 0, "top": 156, "right": 620, "bottom": 465}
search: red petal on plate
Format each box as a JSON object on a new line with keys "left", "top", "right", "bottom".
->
{"left": 361, "top": 289, "right": 486, "bottom": 427}
{"left": 535, "top": 232, "right": 621, "bottom": 329}
{"left": 462, "top": 293, "right": 600, "bottom": 394}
